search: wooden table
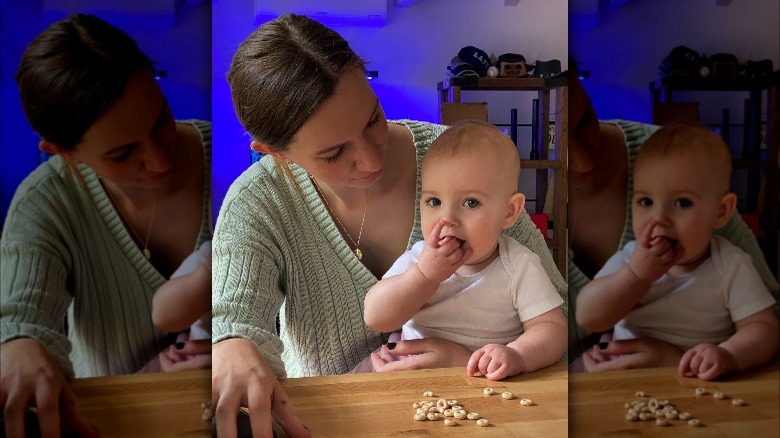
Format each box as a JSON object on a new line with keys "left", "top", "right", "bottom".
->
{"left": 277, "top": 362, "right": 567, "bottom": 437}
{"left": 71, "top": 370, "right": 211, "bottom": 437}
{"left": 569, "top": 360, "right": 780, "bottom": 437}
{"left": 68, "top": 363, "right": 566, "bottom": 437}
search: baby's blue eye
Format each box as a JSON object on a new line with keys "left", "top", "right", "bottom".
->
{"left": 425, "top": 197, "right": 441, "bottom": 207}
{"left": 463, "top": 198, "right": 480, "bottom": 208}
{"left": 637, "top": 197, "right": 653, "bottom": 207}
{"left": 675, "top": 198, "right": 693, "bottom": 208}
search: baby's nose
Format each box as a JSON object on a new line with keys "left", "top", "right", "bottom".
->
{"left": 650, "top": 220, "right": 671, "bottom": 237}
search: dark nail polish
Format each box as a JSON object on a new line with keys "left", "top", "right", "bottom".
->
{"left": 387, "top": 342, "right": 396, "bottom": 350}
{"left": 599, "top": 342, "right": 608, "bottom": 349}
{"left": 176, "top": 342, "right": 185, "bottom": 349}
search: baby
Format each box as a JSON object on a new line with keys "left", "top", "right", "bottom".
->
{"left": 575, "top": 122, "right": 778, "bottom": 380}
{"left": 143, "top": 241, "right": 212, "bottom": 372}
{"left": 357, "top": 120, "right": 567, "bottom": 380}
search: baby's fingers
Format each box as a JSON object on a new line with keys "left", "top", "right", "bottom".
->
{"left": 678, "top": 349, "right": 696, "bottom": 377}
{"left": 427, "top": 219, "right": 448, "bottom": 248}
{"left": 638, "top": 220, "right": 660, "bottom": 248}
{"left": 467, "top": 350, "right": 485, "bottom": 376}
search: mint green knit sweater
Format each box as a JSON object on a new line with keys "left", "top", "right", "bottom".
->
{"left": 0, "top": 120, "right": 212, "bottom": 378}
{"left": 568, "top": 120, "right": 780, "bottom": 360}
{"left": 212, "top": 120, "right": 567, "bottom": 378}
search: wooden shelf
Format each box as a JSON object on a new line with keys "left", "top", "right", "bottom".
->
{"left": 650, "top": 76, "right": 773, "bottom": 92}
{"left": 438, "top": 76, "right": 567, "bottom": 92}
{"left": 437, "top": 77, "right": 569, "bottom": 278}
{"left": 521, "top": 159, "right": 563, "bottom": 170}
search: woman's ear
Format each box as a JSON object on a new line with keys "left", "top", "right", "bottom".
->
{"left": 715, "top": 192, "right": 738, "bottom": 229}
{"left": 250, "top": 140, "right": 282, "bottom": 158}
{"left": 502, "top": 192, "right": 526, "bottom": 229}
{"left": 39, "top": 140, "right": 67, "bottom": 156}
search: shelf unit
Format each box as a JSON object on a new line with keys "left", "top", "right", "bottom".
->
{"left": 649, "top": 75, "right": 779, "bottom": 274}
{"left": 437, "top": 77, "right": 569, "bottom": 277}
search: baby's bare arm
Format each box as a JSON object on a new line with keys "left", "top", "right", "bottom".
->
{"left": 363, "top": 265, "right": 439, "bottom": 333}
{"left": 152, "top": 263, "right": 212, "bottom": 332}
{"left": 576, "top": 264, "right": 653, "bottom": 332}
{"left": 365, "top": 220, "right": 467, "bottom": 332}
{"left": 506, "top": 307, "right": 567, "bottom": 373}
{"left": 719, "top": 307, "right": 779, "bottom": 372}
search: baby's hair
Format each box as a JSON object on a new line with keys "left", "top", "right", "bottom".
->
{"left": 636, "top": 121, "right": 733, "bottom": 193}
{"left": 425, "top": 120, "right": 521, "bottom": 191}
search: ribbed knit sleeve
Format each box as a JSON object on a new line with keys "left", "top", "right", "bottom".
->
{"left": 1, "top": 120, "right": 212, "bottom": 378}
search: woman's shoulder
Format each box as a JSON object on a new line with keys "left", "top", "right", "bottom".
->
{"left": 10, "top": 157, "right": 79, "bottom": 202}
{"left": 176, "top": 119, "right": 211, "bottom": 150}
{"left": 4, "top": 157, "right": 89, "bottom": 230}
{"left": 602, "top": 119, "right": 660, "bottom": 151}
{"left": 220, "top": 155, "right": 296, "bottom": 216}
{"left": 390, "top": 119, "right": 448, "bottom": 149}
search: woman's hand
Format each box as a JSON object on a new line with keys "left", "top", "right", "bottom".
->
{"left": 0, "top": 338, "right": 98, "bottom": 438}
{"left": 581, "top": 337, "right": 684, "bottom": 372}
{"left": 370, "top": 337, "right": 472, "bottom": 372}
{"left": 212, "top": 338, "right": 310, "bottom": 438}
{"left": 158, "top": 339, "right": 212, "bottom": 372}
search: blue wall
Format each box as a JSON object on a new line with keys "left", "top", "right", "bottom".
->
{"left": 0, "top": 0, "right": 211, "bottom": 227}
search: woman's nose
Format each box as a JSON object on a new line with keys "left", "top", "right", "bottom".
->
{"left": 141, "top": 141, "right": 172, "bottom": 173}
{"left": 354, "top": 137, "right": 382, "bottom": 173}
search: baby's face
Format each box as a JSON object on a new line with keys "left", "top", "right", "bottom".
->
{"left": 420, "top": 149, "right": 518, "bottom": 271}
{"left": 632, "top": 151, "right": 729, "bottom": 267}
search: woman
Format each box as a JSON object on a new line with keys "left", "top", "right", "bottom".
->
{"left": 0, "top": 14, "right": 211, "bottom": 437}
{"left": 567, "top": 68, "right": 779, "bottom": 369}
{"left": 212, "top": 13, "right": 567, "bottom": 437}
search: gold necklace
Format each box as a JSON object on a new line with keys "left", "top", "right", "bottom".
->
{"left": 309, "top": 175, "right": 367, "bottom": 260}
{"left": 102, "top": 180, "right": 158, "bottom": 259}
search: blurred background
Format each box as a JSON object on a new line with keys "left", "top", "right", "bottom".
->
{"left": 0, "top": 0, "right": 211, "bottom": 228}
{"left": 570, "top": 0, "right": 779, "bottom": 277}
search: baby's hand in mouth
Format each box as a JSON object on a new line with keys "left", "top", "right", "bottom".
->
{"left": 650, "top": 235, "right": 676, "bottom": 248}
{"left": 440, "top": 235, "right": 465, "bottom": 247}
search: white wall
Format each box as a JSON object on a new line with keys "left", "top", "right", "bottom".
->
{"left": 212, "top": 0, "right": 568, "bottom": 215}
{"left": 570, "top": 0, "right": 779, "bottom": 124}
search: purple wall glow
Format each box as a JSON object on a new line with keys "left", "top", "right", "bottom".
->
{"left": 0, "top": 1, "right": 211, "bottom": 227}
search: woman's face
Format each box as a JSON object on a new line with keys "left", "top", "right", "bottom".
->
{"left": 68, "top": 70, "right": 177, "bottom": 189}
{"left": 283, "top": 68, "right": 389, "bottom": 189}
{"left": 568, "top": 72, "right": 602, "bottom": 188}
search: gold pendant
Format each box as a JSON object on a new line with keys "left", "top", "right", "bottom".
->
{"left": 143, "top": 248, "right": 151, "bottom": 259}
{"left": 354, "top": 248, "right": 362, "bottom": 260}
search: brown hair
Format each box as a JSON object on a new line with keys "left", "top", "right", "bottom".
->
{"left": 227, "top": 13, "right": 366, "bottom": 181}
{"left": 15, "top": 13, "right": 154, "bottom": 150}
{"left": 636, "top": 121, "right": 733, "bottom": 192}
{"left": 425, "top": 120, "right": 521, "bottom": 191}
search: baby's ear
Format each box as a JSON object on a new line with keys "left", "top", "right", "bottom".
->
{"left": 715, "top": 192, "right": 737, "bottom": 229}
{"left": 502, "top": 192, "right": 526, "bottom": 229}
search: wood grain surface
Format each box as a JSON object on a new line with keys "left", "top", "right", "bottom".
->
{"left": 71, "top": 369, "right": 211, "bottom": 437}
{"left": 276, "top": 362, "right": 568, "bottom": 437}
{"left": 569, "top": 359, "right": 779, "bottom": 437}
